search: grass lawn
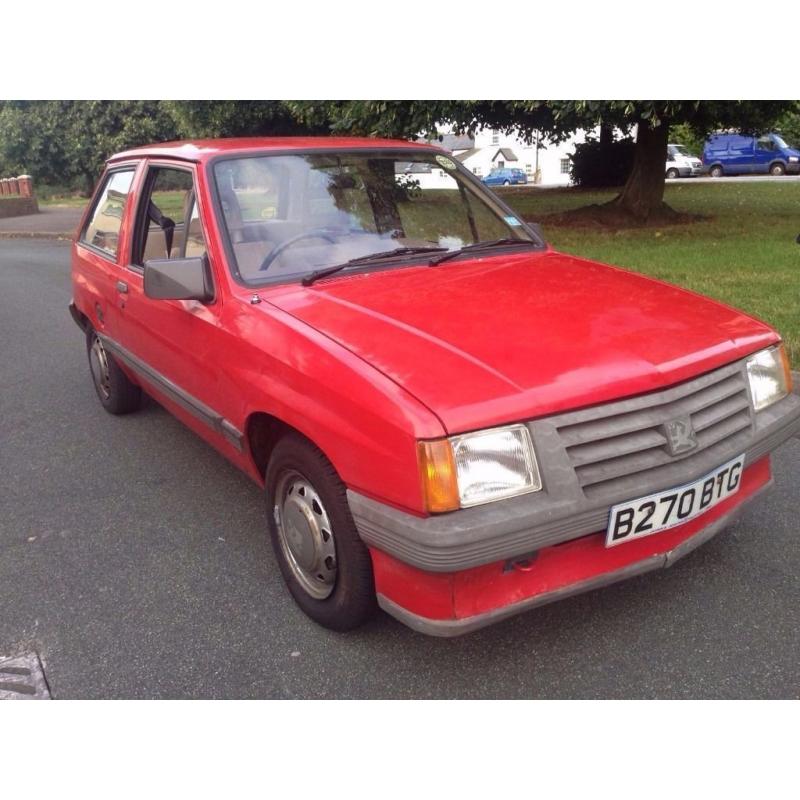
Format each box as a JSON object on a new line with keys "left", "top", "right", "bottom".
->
{"left": 499, "top": 182, "right": 800, "bottom": 363}
{"left": 39, "top": 195, "right": 90, "bottom": 209}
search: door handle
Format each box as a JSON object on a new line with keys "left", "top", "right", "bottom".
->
{"left": 116, "top": 280, "right": 129, "bottom": 294}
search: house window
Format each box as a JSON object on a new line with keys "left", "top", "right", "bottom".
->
{"left": 524, "top": 163, "right": 533, "bottom": 175}
{"left": 491, "top": 131, "right": 499, "bottom": 145}
{"left": 473, "top": 166, "right": 482, "bottom": 176}
{"left": 560, "top": 157, "right": 571, "bottom": 174}
{"left": 496, "top": 160, "right": 504, "bottom": 169}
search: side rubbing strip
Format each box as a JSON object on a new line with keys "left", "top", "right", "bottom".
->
{"left": 99, "top": 334, "right": 244, "bottom": 451}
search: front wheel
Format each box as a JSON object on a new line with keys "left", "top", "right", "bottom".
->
{"left": 770, "top": 162, "right": 786, "bottom": 176}
{"left": 666, "top": 168, "right": 679, "bottom": 179}
{"left": 265, "top": 434, "right": 375, "bottom": 631}
{"left": 85, "top": 328, "right": 142, "bottom": 414}
{"left": 503, "top": 180, "right": 510, "bottom": 186}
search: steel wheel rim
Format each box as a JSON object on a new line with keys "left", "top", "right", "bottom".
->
{"left": 274, "top": 470, "right": 337, "bottom": 600}
{"left": 89, "top": 336, "right": 111, "bottom": 400}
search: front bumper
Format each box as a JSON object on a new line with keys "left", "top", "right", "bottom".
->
{"left": 349, "top": 358, "right": 800, "bottom": 635}
{"left": 370, "top": 456, "right": 773, "bottom": 636}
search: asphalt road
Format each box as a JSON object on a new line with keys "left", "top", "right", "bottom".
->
{"left": 2, "top": 239, "right": 799, "bottom": 699}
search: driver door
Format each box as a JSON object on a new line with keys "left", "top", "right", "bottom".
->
{"left": 113, "top": 161, "right": 238, "bottom": 451}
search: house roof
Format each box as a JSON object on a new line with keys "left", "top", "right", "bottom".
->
{"left": 454, "top": 148, "right": 480, "bottom": 162}
{"left": 492, "top": 147, "right": 519, "bottom": 162}
{"left": 429, "top": 133, "right": 476, "bottom": 153}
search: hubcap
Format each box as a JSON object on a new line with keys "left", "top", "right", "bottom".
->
{"left": 274, "top": 471, "right": 336, "bottom": 599}
{"left": 89, "top": 336, "right": 111, "bottom": 400}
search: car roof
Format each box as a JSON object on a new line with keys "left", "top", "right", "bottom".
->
{"left": 107, "top": 137, "right": 441, "bottom": 164}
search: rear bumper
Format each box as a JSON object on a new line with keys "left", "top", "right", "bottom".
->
{"left": 370, "top": 456, "right": 773, "bottom": 636}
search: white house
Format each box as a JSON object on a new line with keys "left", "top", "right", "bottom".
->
{"left": 410, "top": 126, "right": 600, "bottom": 188}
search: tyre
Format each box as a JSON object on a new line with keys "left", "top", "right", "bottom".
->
{"left": 85, "top": 328, "right": 142, "bottom": 414}
{"left": 666, "top": 168, "right": 679, "bottom": 179}
{"left": 265, "top": 433, "right": 376, "bottom": 631}
{"left": 503, "top": 180, "right": 510, "bottom": 186}
{"left": 709, "top": 165, "right": 724, "bottom": 178}
{"left": 770, "top": 162, "right": 786, "bottom": 176}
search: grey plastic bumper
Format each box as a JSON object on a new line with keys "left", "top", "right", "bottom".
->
{"left": 376, "top": 479, "right": 771, "bottom": 637}
{"left": 349, "top": 391, "right": 800, "bottom": 573}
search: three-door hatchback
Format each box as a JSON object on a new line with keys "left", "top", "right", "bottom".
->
{"left": 70, "top": 137, "right": 800, "bottom": 635}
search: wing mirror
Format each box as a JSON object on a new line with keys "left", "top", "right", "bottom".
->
{"left": 144, "top": 255, "right": 213, "bottom": 302}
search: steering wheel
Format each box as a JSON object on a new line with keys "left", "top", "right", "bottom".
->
{"left": 258, "top": 229, "right": 340, "bottom": 272}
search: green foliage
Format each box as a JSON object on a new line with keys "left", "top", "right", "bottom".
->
{"left": 290, "top": 100, "right": 798, "bottom": 145}
{"left": 667, "top": 123, "right": 705, "bottom": 157}
{"left": 774, "top": 106, "right": 800, "bottom": 148}
{"left": 165, "top": 101, "right": 329, "bottom": 138}
{"left": 569, "top": 138, "right": 636, "bottom": 188}
{"left": 0, "top": 101, "right": 179, "bottom": 195}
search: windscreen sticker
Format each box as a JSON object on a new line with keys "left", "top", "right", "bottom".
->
{"left": 504, "top": 215, "right": 522, "bottom": 226}
{"left": 435, "top": 155, "right": 457, "bottom": 170}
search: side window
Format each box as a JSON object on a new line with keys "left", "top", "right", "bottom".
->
{"left": 137, "top": 167, "right": 206, "bottom": 264}
{"left": 757, "top": 137, "right": 775, "bottom": 152}
{"left": 81, "top": 169, "right": 135, "bottom": 258}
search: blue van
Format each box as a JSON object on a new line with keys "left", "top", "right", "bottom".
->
{"left": 703, "top": 132, "right": 800, "bottom": 177}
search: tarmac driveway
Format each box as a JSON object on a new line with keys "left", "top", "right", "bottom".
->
{"left": 1, "top": 239, "right": 799, "bottom": 698}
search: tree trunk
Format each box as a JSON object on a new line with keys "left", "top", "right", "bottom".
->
{"left": 612, "top": 121, "right": 670, "bottom": 220}
{"left": 599, "top": 122, "right": 613, "bottom": 149}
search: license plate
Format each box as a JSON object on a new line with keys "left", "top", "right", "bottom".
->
{"left": 605, "top": 454, "right": 745, "bottom": 547}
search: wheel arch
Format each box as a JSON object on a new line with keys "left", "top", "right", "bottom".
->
{"left": 245, "top": 411, "right": 332, "bottom": 482}
{"left": 769, "top": 159, "right": 787, "bottom": 173}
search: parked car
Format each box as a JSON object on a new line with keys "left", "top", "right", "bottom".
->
{"left": 70, "top": 138, "right": 800, "bottom": 636}
{"left": 666, "top": 143, "right": 703, "bottom": 178}
{"left": 482, "top": 167, "right": 528, "bottom": 186}
{"left": 703, "top": 132, "right": 800, "bottom": 177}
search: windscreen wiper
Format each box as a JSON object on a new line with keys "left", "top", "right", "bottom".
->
{"left": 429, "top": 238, "right": 536, "bottom": 267}
{"left": 301, "top": 246, "right": 447, "bottom": 287}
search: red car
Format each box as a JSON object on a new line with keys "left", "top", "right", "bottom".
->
{"left": 70, "top": 137, "right": 800, "bottom": 635}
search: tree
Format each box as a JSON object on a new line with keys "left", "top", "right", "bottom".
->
{"left": 0, "top": 101, "right": 179, "bottom": 194}
{"left": 165, "top": 101, "right": 330, "bottom": 138}
{"left": 288, "top": 100, "right": 799, "bottom": 222}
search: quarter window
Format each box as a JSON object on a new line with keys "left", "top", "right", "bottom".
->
{"left": 81, "top": 169, "right": 135, "bottom": 258}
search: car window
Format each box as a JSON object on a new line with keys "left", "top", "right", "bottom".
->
{"left": 213, "top": 152, "right": 536, "bottom": 285}
{"left": 137, "top": 167, "right": 206, "bottom": 263}
{"left": 757, "top": 137, "right": 776, "bottom": 151}
{"left": 80, "top": 169, "right": 135, "bottom": 258}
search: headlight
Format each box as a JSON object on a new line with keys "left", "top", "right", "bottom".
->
{"left": 418, "top": 424, "right": 541, "bottom": 512}
{"left": 746, "top": 344, "right": 792, "bottom": 411}
{"left": 789, "top": 156, "right": 799, "bottom": 163}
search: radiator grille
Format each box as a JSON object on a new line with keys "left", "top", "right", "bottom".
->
{"left": 554, "top": 363, "right": 753, "bottom": 500}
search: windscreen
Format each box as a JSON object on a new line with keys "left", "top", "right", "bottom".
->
{"left": 212, "top": 151, "right": 536, "bottom": 284}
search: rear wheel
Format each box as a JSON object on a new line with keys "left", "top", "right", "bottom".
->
{"left": 85, "top": 328, "right": 142, "bottom": 414}
{"left": 770, "top": 162, "right": 786, "bottom": 176}
{"left": 265, "top": 434, "right": 375, "bottom": 631}
{"left": 666, "top": 168, "right": 679, "bottom": 179}
{"left": 709, "top": 164, "right": 724, "bottom": 178}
